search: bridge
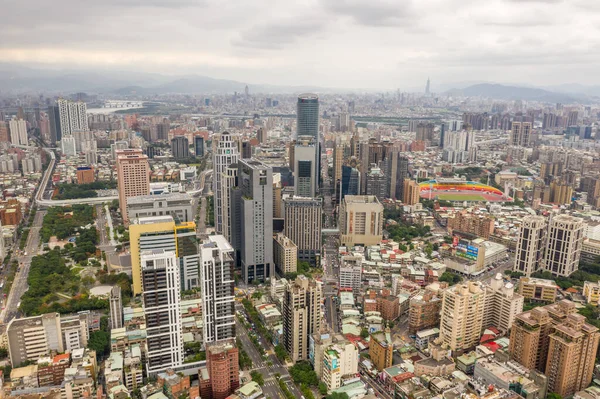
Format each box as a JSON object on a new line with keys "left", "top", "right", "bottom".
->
{"left": 103, "top": 100, "right": 144, "bottom": 108}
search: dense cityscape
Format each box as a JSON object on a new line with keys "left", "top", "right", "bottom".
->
{"left": 1, "top": 41, "right": 600, "bottom": 399}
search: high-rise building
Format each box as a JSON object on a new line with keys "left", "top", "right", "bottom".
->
{"left": 230, "top": 159, "right": 274, "bottom": 283}
{"left": 513, "top": 216, "right": 547, "bottom": 277}
{"left": 402, "top": 178, "right": 421, "bottom": 205}
{"left": 200, "top": 235, "right": 236, "bottom": 343}
{"left": 222, "top": 163, "right": 238, "bottom": 244}
{"left": 339, "top": 195, "right": 383, "bottom": 248}
{"left": 206, "top": 339, "right": 240, "bottom": 399}
{"left": 440, "top": 281, "right": 486, "bottom": 353}
{"left": 567, "top": 110, "right": 579, "bottom": 126}
{"left": 213, "top": 132, "right": 240, "bottom": 235}
{"left": 416, "top": 123, "right": 434, "bottom": 142}
{"left": 130, "top": 215, "right": 199, "bottom": 296}
{"left": 510, "top": 122, "right": 532, "bottom": 147}
{"left": 273, "top": 232, "right": 298, "bottom": 276}
{"left": 283, "top": 197, "right": 322, "bottom": 265}
{"left": 369, "top": 330, "right": 394, "bottom": 371}
{"left": 409, "top": 290, "right": 442, "bottom": 334}
{"left": 340, "top": 165, "right": 360, "bottom": 200}
{"left": 333, "top": 140, "right": 345, "bottom": 189}
{"left": 322, "top": 342, "right": 359, "bottom": 391}
{"left": 140, "top": 249, "right": 183, "bottom": 374}
{"left": 509, "top": 300, "right": 600, "bottom": 398}
{"left": 116, "top": 149, "right": 150, "bottom": 224}
{"left": 484, "top": 273, "right": 524, "bottom": 332}
{"left": 386, "top": 152, "right": 409, "bottom": 201}
{"left": 549, "top": 181, "right": 573, "bottom": 205}
{"left": 47, "top": 105, "right": 61, "bottom": 143}
{"left": 109, "top": 286, "right": 123, "bottom": 330}
{"left": 0, "top": 121, "right": 9, "bottom": 143}
{"left": 257, "top": 127, "right": 267, "bottom": 145}
{"left": 543, "top": 215, "right": 584, "bottom": 277}
{"left": 194, "top": 135, "right": 205, "bottom": 157}
{"left": 6, "top": 313, "right": 64, "bottom": 367}
{"left": 294, "top": 135, "right": 319, "bottom": 198}
{"left": 365, "top": 165, "right": 387, "bottom": 200}
{"left": 56, "top": 98, "right": 88, "bottom": 138}
{"left": 282, "top": 276, "right": 322, "bottom": 362}
{"left": 171, "top": 136, "right": 189, "bottom": 159}
{"left": 296, "top": 94, "right": 319, "bottom": 140}
{"left": 9, "top": 118, "right": 28, "bottom": 146}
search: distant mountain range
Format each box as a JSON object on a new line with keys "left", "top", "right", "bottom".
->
{"left": 444, "top": 83, "right": 592, "bottom": 103}
{"left": 1, "top": 64, "right": 600, "bottom": 102}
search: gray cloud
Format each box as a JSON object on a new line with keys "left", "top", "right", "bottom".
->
{"left": 1, "top": 0, "right": 600, "bottom": 88}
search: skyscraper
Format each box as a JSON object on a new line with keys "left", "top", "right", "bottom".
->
{"left": 194, "top": 136, "right": 205, "bottom": 157}
{"left": 200, "top": 235, "right": 235, "bottom": 343}
{"left": 296, "top": 94, "right": 319, "bottom": 139}
{"left": 386, "top": 152, "right": 408, "bottom": 201}
{"left": 230, "top": 159, "right": 274, "bottom": 283}
{"left": 340, "top": 165, "right": 360, "bottom": 200}
{"left": 440, "top": 281, "right": 486, "bottom": 353}
{"left": 543, "top": 215, "right": 584, "bottom": 277}
{"left": 48, "top": 105, "right": 61, "bottom": 143}
{"left": 0, "top": 121, "right": 9, "bottom": 143}
{"left": 213, "top": 132, "right": 240, "bottom": 235}
{"left": 57, "top": 98, "right": 88, "bottom": 138}
{"left": 510, "top": 121, "right": 532, "bottom": 147}
{"left": 221, "top": 163, "right": 238, "bottom": 244}
{"left": 425, "top": 77, "right": 430, "bottom": 94}
{"left": 170, "top": 136, "right": 189, "bottom": 159}
{"left": 116, "top": 149, "right": 150, "bottom": 224}
{"left": 140, "top": 249, "right": 183, "bottom": 374}
{"left": 205, "top": 339, "right": 240, "bottom": 399}
{"left": 282, "top": 276, "right": 322, "bottom": 362}
{"left": 9, "top": 118, "right": 28, "bottom": 146}
{"left": 294, "top": 136, "right": 319, "bottom": 198}
{"left": 130, "top": 216, "right": 199, "bottom": 296}
{"left": 515, "top": 217, "right": 547, "bottom": 278}
{"left": 283, "top": 197, "right": 322, "bottom": 265}
{"left": 109, "top": 286, "right": 123, "bottom": 330}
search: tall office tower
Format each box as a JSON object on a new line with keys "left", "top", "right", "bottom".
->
{"left": 513, "top": 216, "right": 547, "bottom": 277}
{"left": 0, "top": 121, "right": 9, "bottom": 143}
{"left": 386, "top": 152, "right": 409, "bottom": 201}
{"left": 543, "top": 215, "right": 584, "bottom": 277}
{"left": 57, "top": 98, "right": 88, "bottom": 138}
{"left": 510, "top": 121, "right": 532, "bottom": 147}
{"left": 365, "top": 166, "right": 387, "bottom": 200}
{"left": 425, "top": 77, "right": 430, "bottom": 94}
{"left": 333, "top": 140, "right": 345, "bottom": 190}
{"left": 440, "top": 281, "right": 486, "bottom": 353}
{"left": 241, "top": 141, "right": 253, "bottom": 159}
{"left": 274, "top": 232, "right": 298, "bottom": 275}
{"left": 543, "top": 113, "right": 557, "bottom": 129}
{"left": 402, "top": 179, "right": 421, "bottom": 205}
{"left": 109, "top": 286, "right": 123, "bottom": 330}
{"left": 156, "top": 121, "right": 170, "bottom": 141}
{"left": 221, "top": 163, "right": 238, "bottom": 243}
{"left": 213, "top": 132, "right": 240, "bottom": 235}
{"left": 439, "top": 122, "right": 446, "bottom": 148}
{"left": 359, "top": 138, "right": 392, "bottom": 194}
{"left": 567, "top": 110, "right": 579, "bottom": 126}
{"left": 283, "top": 197, "right": 322, "bottom": 265}
{"left": 335, "top": 112, "right": 350, "bottom": 132}
{"left": 9, "top": 118, "right": 28, "bottom": 146}
{"left": 130, "top": 215, "right": 199, "bottom": 296}
{"left": 230, "top": 159, "right": 274, "bottom": 283}
{"left": 294, "top": 135, "right": 319, "bottom": 198}
{"left": 296, "top": 93, "right": 319, "bottom": 139}
{"left": 48, "top": 105, "right": 61, "bottom": 143}
{"left": 194, "top": 136, "right": 205, "bottom": 157}
{"left": 282, "top": 276, "right": 322, "bottom": 362}
{"left": 116, "top": 149, "right": 150, "bottom": 224}
{"left": 200, "top": 235, "right": 236, "bottom": 343}
{"left": 340, "top": 165, "right": 360, "bottom": 200}
{"left": 170, "top": 136, "right": 189, "bottom": 159}
{"left": 484, "top": 274, "right": 524, "bottom": 332}
{"left": 140, "top": 249, "right": 183, "bottom": 374}
{"left": 256, "top": 127, "right": 267, "bottom": 145}
{"left": 339, "top": 195, "right": 383, "bottom": 248}
{"left": 206, "top": 339, "right": 240, "bottom": 399}
{"left": 350, "top": 132, "right": 360, "bottom": 157}
{"left": 509, "top": 300, "right": 600, "bottom": 398}
{"left": 415, "top": 123, "right": 435, "bottom": 142}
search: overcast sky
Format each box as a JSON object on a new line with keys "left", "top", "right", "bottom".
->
{"left": 3, "top": 0, "right": 600, "bottom": 89}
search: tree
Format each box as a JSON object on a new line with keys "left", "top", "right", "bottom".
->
{"left": 289, "top": 361, "right": 319, "bottom": 387}
{"left": 439, "top": 272, "right": 462, "bottom": 286}
{"left": 250, "top": 371, "right": 264, "bottom": 385}
{"left": 0, "top": 347, "right": 7, "bottom": 359}
{"left": 360, "top": 328, "right": 369, "bottom": 339}
{"left": 319, "top": 382, "right": 328, "bottom": 395}
{"left": 327, "top": 393, "right": 350, "bottom": 399}
{"left": 547, "top": 393, "right": 562, "bottom": 399}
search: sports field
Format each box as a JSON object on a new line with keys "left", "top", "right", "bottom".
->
{"left": 436, "top": 193, "right": 487, "bottom": 201}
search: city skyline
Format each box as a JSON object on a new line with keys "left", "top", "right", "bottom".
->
{"left": 3, "top": 1, "right": 600, "bottom": 89}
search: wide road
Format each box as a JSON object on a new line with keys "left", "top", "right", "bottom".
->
{"left": 236, "top": 303, "right": 304, "bottom": 399}
{"left": 1, "top": 210, "right": 46, "bottom": 323}
{"left": 362, "top": 374, "right": 394, "bottom": 399}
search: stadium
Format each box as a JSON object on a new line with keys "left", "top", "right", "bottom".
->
{"left": 419, "top": 178, "right": 511, "bottom": 202}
